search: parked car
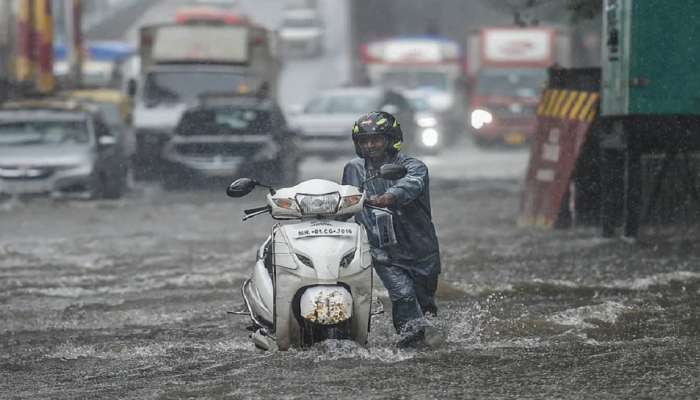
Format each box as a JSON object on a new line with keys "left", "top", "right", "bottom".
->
{"left": 161, "top": 94, "right": 299, "bottom": 189}
{"left": 62, "top": 88, "right": 135, "bottom": 160}
{"left": 287, "top": 86, "right": 416, "bottom": 159}
{"left": 279, "top": 8, "right": 324, "bottom": 57}
{"left": 0, "top": 99, "right": 129, "bottom": 199}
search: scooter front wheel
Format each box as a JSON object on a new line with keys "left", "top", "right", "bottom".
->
{"left": 300, "top": 319, "right": 351, "bottom": 347}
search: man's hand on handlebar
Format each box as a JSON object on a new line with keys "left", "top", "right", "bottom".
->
{"left": 366, "top": 193, "right": 397, "bottom": 208}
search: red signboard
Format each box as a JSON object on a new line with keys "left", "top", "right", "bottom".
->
{"left": 519, "top": 89, "right": 599, "bottom": 228}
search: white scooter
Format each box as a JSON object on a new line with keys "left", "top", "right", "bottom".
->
{"left": 227, "top": 164, "right": 406, "bottom": 350}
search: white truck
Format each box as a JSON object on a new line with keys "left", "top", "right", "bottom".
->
{"left": 130, "top": 18, "right": 279, "bottom": 179}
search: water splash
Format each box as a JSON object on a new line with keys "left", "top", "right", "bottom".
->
{"left": 295, "top": 339, "right": 417, "bottom": 363}
{"left": 548, "top": 301, "right": 630, "bottom": 329}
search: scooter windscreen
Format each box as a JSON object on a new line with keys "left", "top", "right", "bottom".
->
{"left": 267, "top": 179, "right": 364, "bottom": 218}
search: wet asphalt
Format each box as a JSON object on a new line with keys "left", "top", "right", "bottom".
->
{"left": 1, "top": 176, "right": 699, "bottom": 399}
{"left": 3, "top": 0, "right": 700, "bottom": 397}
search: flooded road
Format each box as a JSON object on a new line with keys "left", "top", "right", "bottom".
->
{"left": 2, "top": 0, "right": 699, "bottom": 398}
{"left": 1, "top": 170, "right": 699, "bottom": 398}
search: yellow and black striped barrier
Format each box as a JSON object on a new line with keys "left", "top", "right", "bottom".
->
{"left": 537, "top": 89, "right": 599, "bottom": 123}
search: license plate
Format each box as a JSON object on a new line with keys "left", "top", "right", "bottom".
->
{"left": 0, "top": 179, "right": 51, "bottom": 194}
{"left": 294, "top": 226, "right": 355, "bottom": 238}
{"left": 505, "top": 132, "right": 525, "bottom": 145}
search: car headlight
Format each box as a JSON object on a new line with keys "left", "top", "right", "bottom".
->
{"left": 416, "top": 116, "right": 437, "bottom": 128}
{"left": 470, "top": 109, "right": 493, "bottom": 130}
{"left": 421, "top": 129, "right": 439, "bottom": 147}
{"left": 295, "top": 192, "right": 341, "bottom": 215}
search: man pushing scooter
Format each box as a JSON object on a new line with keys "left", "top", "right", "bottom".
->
{"left": 342, "top": 111, "right": 442, "bottom": 349}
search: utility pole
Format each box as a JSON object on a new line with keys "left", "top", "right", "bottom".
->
{"left": 63, "top": 0, "right": 83, "bottom": 87}
{"left": 0, "top": 0, "right": 14, "bottom": 101}
{"left": 16, "top": 0, "right": 34, "bottom": 85}
{"left": 34, "top": 0, "right": 54, "bottom": 93}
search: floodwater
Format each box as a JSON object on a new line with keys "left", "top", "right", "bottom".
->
{"left": 1, "top": 178, "right": 699, "bottom": 399}
{"left": 3, "top": 0, "right": 700, "bottom": 396}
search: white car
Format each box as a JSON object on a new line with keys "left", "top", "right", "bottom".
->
{"left": 287, "top": 87, "right": 416, "bottom": 159}
{"left": 279, "top": 8, "right": 324, "bottom": 57}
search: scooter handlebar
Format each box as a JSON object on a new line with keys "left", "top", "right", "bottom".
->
{"left": 242, "top": 205, "right": 272, "bottom": 221}
{"left": 364, "top": 203, "right": 394, "bottom": 215}
{"left": 244, "top": 205, "right": 271, "bottom": 215}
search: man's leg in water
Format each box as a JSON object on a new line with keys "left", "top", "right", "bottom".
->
{"left": 373, "top": 262, "right": 424, "bottom": 337}
{"left": 413, "top": 261, "right": 445, "bottom": 348}
{"left": 415, "top": 268, "right": 439, "bottom": 316}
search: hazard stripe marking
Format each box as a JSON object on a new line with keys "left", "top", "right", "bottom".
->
{"left": 537, "top": 90, "right": 553, "bottom": 115}
{"left": 568, "top": 93, "right": 589, "bottom": 120}
{"left": 559, "top": 91, "right": 579, "bottom": 119}
{"left": 545, "top": 90, "right": 561, "bottom": 117}
{"left": 550, "top": 90, "right": 568, "bottom": 117}
{"left": 578, "top": 93, "right": 599, "bottom": 121}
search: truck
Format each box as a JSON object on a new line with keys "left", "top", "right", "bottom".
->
{"left": 466, "top": 27, "right": 571, "bottom": 146}
{"left": 359, "top": 36, "right": 467, "bottom": 145}
{"left": 130, "top": 11, "right": 279, "bottom": 179}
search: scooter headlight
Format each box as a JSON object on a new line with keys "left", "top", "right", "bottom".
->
{"left": 295, "top": 192, "right": 340, "bottom": 215}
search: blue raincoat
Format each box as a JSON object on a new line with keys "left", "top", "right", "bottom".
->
{"left": 342, "top": 152, "right": 441, "bottom": 334}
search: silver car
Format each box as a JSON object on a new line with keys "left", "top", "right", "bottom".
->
{"left": 287, "top": 87, "right": 416, "bottom": 159}
{"left": 0, "top": 104, "right": 128, "bottom": 199}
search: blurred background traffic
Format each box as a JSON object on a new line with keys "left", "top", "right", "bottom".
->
{"left": 0, "top": 0, "right": 602, "bottom": 197}
{"left": 5, "top": 3, "right": 700, "bottom": 398}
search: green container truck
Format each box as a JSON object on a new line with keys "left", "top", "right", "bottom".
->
{"left": 602, "top": 0, "right": 700, "bottom": 116}
{"left": 598, "top": 0, "right": 700, "bottom": 239}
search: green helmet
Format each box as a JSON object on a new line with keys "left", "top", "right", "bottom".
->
{"left": 351, "top": 111, "right": 403, "bottom": 158}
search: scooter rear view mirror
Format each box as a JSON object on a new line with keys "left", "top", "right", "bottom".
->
{"left": 359, "top": 164, "right": 407, "bottom": 192}
{"left": 227, "top": 178, "right": 258, "bottom": 198}
{"left": 379, "top": 164, "right": 407, "bottom": 180}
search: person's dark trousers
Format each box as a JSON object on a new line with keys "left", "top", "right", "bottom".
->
{"left": 374, "top": 261, "right": 438, "bottom": 335}
{"left": 414, "top": 268, "right": 438, "bottom": 316}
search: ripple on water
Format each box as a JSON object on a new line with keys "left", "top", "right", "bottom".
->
{"left": 45, "top": 339, "right": 255, "bottom": 361}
